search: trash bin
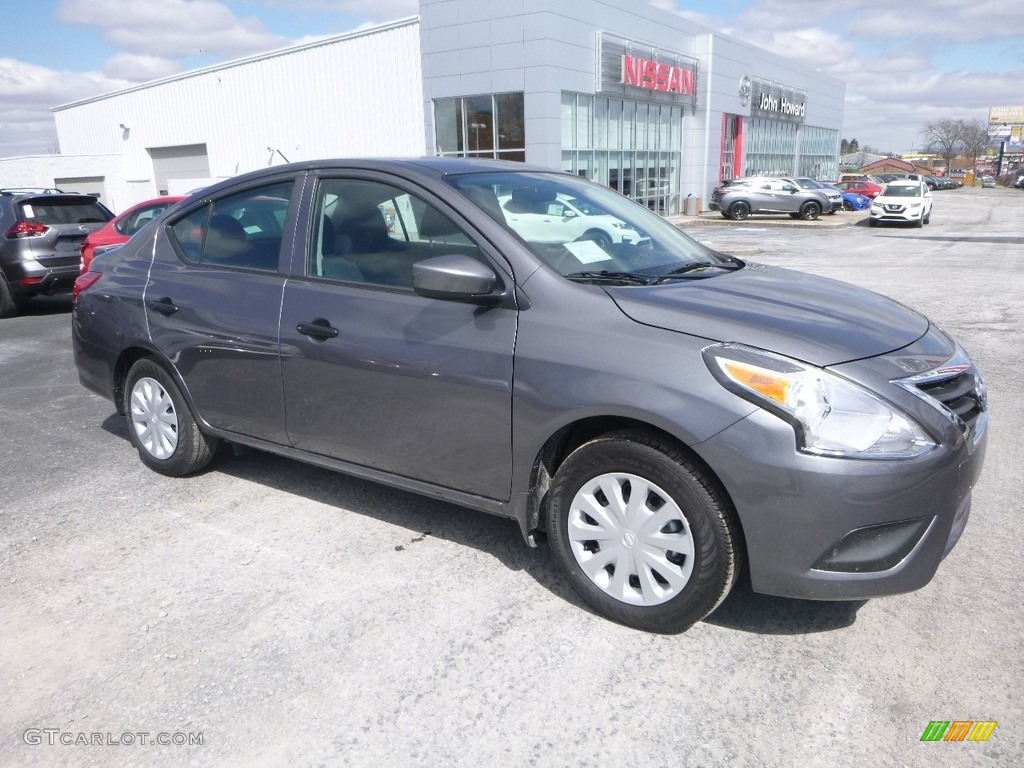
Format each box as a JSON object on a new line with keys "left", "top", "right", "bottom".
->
{"left": 684, "top": 195, "right": 702, "bottom": 216}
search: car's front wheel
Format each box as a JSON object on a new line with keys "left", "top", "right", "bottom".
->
{"left": 799, "top": 201, "right": 821, "bottom": 220}
{"left": 546, "top": 431, "right": 742, "bottom": 633}
{"left": 124, "top": 359, "right": 217, "bottom": 476}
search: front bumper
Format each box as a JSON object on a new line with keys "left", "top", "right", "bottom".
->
{"left": 870, "top": 205, "right": 927, "bottom": 224}
{"left": 693, "top": 403, "right": 987, "bottom": 601}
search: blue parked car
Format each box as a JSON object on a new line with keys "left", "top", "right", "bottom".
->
{"left": 840, "top": 191, "right": 871, "bottom": 211}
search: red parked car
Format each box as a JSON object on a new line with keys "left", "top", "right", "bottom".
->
{"left": 832, "top": 180, "right": 882, "bottom": 199}
{"left": 80, "top": 196, "right": 184, "bottom": 273}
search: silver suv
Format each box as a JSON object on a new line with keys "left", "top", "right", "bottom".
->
{"left": 0, "top": 189, "right": 112, "bottom": 317}
{"left": 709, "top": 176, "right": 837, "bottom": 221}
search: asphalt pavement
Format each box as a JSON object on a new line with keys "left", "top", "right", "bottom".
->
{"left": 1, "top": 185, "right": 1022, "bottom": 767}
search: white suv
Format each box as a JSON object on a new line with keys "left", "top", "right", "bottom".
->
{"left": 869, "top": 180, "right": 932, "bottom": 227}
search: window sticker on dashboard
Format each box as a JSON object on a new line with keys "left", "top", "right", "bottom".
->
{"left": 564, "top": 240, "right": 613, "bottom": 264}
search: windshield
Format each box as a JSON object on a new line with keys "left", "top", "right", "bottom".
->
{"left": 793, "top": 178, "right": 826, "bottom": 189}
{"left": 447, "top": 171, "right": 735, "bottom": 282}
{"left": 881, "top": 185, "right": 923, "bottom": 198}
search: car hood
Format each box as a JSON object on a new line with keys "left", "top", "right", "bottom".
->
{"left": 606, "top": 263, "right": 928, "bottom": 366}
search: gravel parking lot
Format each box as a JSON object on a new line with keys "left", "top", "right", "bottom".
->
{"left": 2, "top": 186, "right": 1022, "bottom": 767}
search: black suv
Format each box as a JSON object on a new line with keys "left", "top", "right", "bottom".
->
{"left": 0, "top": 189, "right": 113, "bottom": 317}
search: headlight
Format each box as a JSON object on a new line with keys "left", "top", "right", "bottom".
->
{"left": 611, "top": 222, "right": 631, "bottom": 230}
{"left": 703, "top": 344, "right": 935, "bottom": 459}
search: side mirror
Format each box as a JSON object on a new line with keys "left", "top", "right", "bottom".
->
{"left": 412, "top": 254, "right": 497, "bottom": 301}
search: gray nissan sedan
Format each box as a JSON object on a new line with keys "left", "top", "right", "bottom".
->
{"left": 72, "top": 158, "right": 988, "bottom": 633}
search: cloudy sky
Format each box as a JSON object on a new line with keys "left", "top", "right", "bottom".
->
{"left": 1, "top": 0, "right": 1021, "bottom": 158}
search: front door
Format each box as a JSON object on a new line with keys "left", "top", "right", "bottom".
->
{"left": 279, "top": 175, "right": 518, "bottom": 500}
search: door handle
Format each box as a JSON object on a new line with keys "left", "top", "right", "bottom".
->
{"left": 148, "top": 297, "right": 178, "bottom": 315}
{"left": 296, "top": 319, "right": 339, "bottom": 339}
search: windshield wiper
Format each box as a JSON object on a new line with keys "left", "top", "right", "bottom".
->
{"left": 652, "top": 260, "right": 741, "bottom": 284}
{"left": 564, "top": 270, "right": 652, "bottom": 285}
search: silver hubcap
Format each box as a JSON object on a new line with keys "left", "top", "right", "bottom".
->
{"left": 130, "top": 376, "right": 178, "bottom": 460}
{"left": 567, "top": 472, "right": 695, "bottom": 606}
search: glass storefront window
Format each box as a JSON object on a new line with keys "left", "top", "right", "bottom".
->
{"left": 434, "top": 93, "right": 525, "bottom": 161}
{"left": 560, "top": 91, "right": 685, "bottom": 215}
{"left": 744, "top": 119, "right": 839, "bottom": 179}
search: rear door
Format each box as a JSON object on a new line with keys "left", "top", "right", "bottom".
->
{"left": 144, "top": 176, "right": 299, "bottom": 443}
{"left": 279, "top": 172, "right": 518, "bottom": 500}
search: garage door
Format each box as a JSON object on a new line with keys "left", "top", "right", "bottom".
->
{"left": 149, "top": 144, "right": 211, "bottom": 195}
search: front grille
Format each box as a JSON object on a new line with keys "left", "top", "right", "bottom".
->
{"left": 895, "top": 350, "right": 987, "bottom": 442}
{"left": 914, "top": 371, "right": 985, "bottom": 433}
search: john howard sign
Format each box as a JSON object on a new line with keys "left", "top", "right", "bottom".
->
{"left": 750, "top": 79, "right": 807, "bottom": 123}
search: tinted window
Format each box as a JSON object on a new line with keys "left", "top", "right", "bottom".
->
{"left": 309, "top": 178, "right": 480, "bottom": 288}
{"left": 18, "top": 198, "right": 111, "bottom": 225}
{"left": 169, "top": 182, "right": 293, "bottom": 271}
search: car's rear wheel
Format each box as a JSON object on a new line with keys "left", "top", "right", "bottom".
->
{"left": 0, "top": 273, "right": 21, "bottom": 318}
{"left": 727, "top": 201, "right": 750, "bottom": 221}
{"left": 546, "top": 431, "right": 741, "bottom": 633}
{"left": 124, "top": 359, "right": 217, "bottom": 476}
{"left": 799, "top": 201, "right": 821, "bottom": 220}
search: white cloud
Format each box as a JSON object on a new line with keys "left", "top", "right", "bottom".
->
{"left": 846, "top": 1, "right": 1024, "bottom": 43}
{"left": 56, "top": 0, "right": 290, "bottom": 59}
{"left": 103, "top": 53, "right": 184, "bottom": 82}
{"left": 248, "top": 0, "right": 418, "bottom": 21}
{"left": 0, "top": 58, "right": 135, "bottom": 155}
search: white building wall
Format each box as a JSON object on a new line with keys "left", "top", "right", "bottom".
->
{"left": 0, "top": 154, "right": 139, "bottom": 214}
{"left": 52, "top": 19, "right": 425, "bottom": 207}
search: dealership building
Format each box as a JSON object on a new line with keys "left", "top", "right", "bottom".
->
{"left": 2, "top": 0, "right": 845, "bottom": 215}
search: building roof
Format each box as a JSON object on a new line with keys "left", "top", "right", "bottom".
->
{"left": 52, "top": 16, "right": 418, "bottom": 113}
{"left": 862, "top": 157, "right": 916, "bottom": 173}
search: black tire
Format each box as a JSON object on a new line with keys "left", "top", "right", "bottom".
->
{"left": 579, "top": 229, "right": 612, "bottom": 248}
{"left": 924, "top": 210, "right": 931, "bottom": 225}
{"left": 123, "top": 358, "right": 217, "bottom": 476}
{"left": 842, "top": 200, "right": 853, "bottom": 211}
{"left": 799, "top": 201, "right": 821, "bottom": 220}
{"left": 546, "top": 431, "right": 742, "bottom": 634}
{"left": 727, "top": 201, "right": 750, "bottom": 221}
{"left": 914, "top": 214, "right": 924, "bottom": 228}
{"left": 0, "top": 273, "right": 21, "bottom": 319}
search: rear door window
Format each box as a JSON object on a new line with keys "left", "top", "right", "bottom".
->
{"left": 168, "top": 181, "right": 294, "bottom": 271}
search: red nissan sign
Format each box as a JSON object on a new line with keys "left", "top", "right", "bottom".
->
{"left": 621, "top": 54, "right": 694, "bottom": 96}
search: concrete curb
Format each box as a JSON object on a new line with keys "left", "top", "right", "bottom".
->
{"left": 666, "top": 211, "right": 865, "bottom": 229}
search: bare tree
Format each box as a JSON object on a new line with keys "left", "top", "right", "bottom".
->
{"left": 959, "top": 118, "right": 991, "bottom": 173}
{"left": 920, "top": 119, "right": 964, "bottom": 174}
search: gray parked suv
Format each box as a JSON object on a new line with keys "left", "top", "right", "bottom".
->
{"left": 73, "top": 158, "right": 988, "bottom": 633}
{"left": 710, "top": 176, "right": 838, "bottom": 220}
{"left": 0, "top": 189, "right": 113, "bottom": 317}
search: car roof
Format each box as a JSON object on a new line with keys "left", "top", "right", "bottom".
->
{"left": 196, "top": 157, "right": 557, "bottom": 196}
